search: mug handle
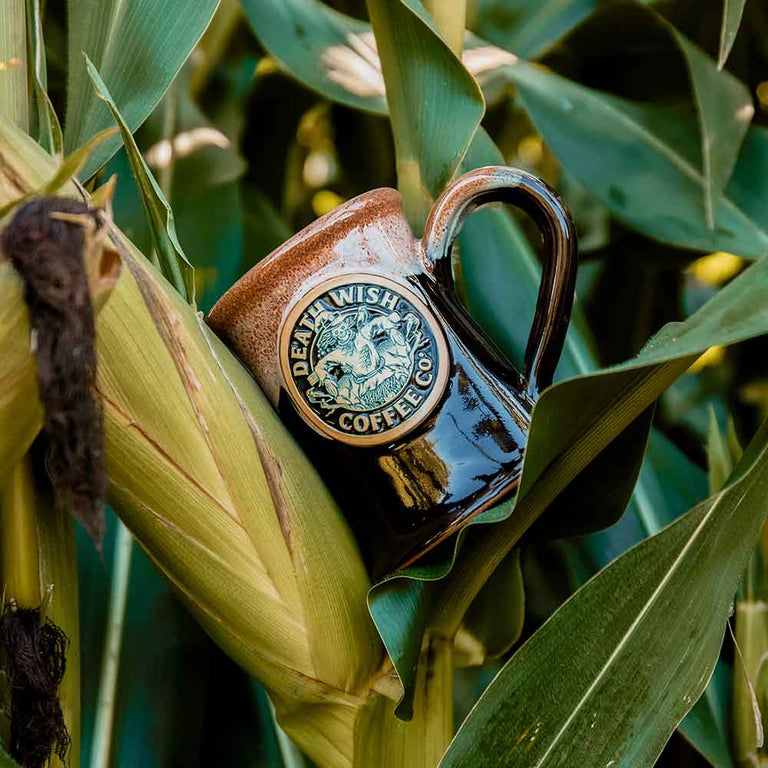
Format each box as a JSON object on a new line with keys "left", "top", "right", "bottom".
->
{"left": 421, "top": 166, "right": 578, "bottom": 397}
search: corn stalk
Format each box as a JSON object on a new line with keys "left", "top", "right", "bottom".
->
{"left": 0, "top": 112, "right": 452, "bottom": 767}
{"left": 0, "top": 0, "right": 28, "bottom": 131}
{"left": 0, "top": 457, "right": 81, "bottom": 768}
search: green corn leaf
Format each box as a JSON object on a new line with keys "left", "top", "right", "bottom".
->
{"left": 471, "top": 0, "right": 656, "bottom": 60}
{"left": 439, "top": 416, "right": 768, "bottom": 768}
{"left": 580, "top": 431, "right": 708, "bottom": 571}
{"left": 659, "top": 17, "right": 753, "bottom": 228}
{"left": 245, "top": 0, "right": 487, "bottom": 227}
{"left": 719, "top": 0, "right": 748, "bottom": 69}
{"left": 507, "top": 61, "right": 768, "bottom": 257}
{"left": 365, "top": 0, "right": 484, "bottom": 229}
{"left": 242, "top": 0, "right": 386, "bottom": 114}
{"left": 580, "top": 431, "right": 733, "bottom": 768}
{"left": 111, "top": 65, "right": 246, "bottom": 312}
{"left": 242, "top": 0, "right": 514, "bottom": 117}
{"left": 243, "top": 0, "right": 755, "bottom": 255}
{"left": 370, "top": 215, "right": 768, "bottom": 717}
{"left": 64, "top": 0, "right": 218, "bottom": 178}
{"left": 86, "top": 57, "right": 195, "bottom": 302}
{"left": 708, "top": 406, "right": 735, "bottom": 495}
{"left": 507, "top": 247, "right": 768, "bottom": 508}
{"left": 476, "top": 3, "right": 754, "bottom": 229}
{"left": 26, "top": 0, "right": 63, "bottom": 155}
{"left": 425, "top": 248, "right": 768, "bottom": 633}
{"left": 26, "top": 2, "right": 55, "bottom": 143}
{"left": 459, "top": 547, "right": 525, "bottom": 660}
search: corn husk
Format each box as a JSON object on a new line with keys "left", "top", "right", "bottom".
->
{"left": 0, "top": 263, "right": 42, "bottom": 488}
{"left": 0, "top": 111, "right": 453, "bottom": 767}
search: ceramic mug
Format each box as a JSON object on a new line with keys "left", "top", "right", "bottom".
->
{"left": 207, "top": 166, "right": 577, "bottom": 577}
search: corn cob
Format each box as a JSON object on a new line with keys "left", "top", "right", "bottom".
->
{"left": 0, "top": 111, "right": 452, "bottom": 766}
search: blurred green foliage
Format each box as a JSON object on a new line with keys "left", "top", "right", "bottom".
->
{"left": 6, "top": 0, "right": 768, "bottom": 765}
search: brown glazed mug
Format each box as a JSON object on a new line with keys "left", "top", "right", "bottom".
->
{"left": 207, "top": 166, "right": 577, "bottom": 577}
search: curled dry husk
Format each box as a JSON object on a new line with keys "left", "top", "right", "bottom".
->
{"left": 0, "top": 113, "right": 452, "bottom": 766}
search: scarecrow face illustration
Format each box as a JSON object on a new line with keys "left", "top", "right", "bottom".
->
{"left": 306, "top": 306, "right": 418, "bottom": 411}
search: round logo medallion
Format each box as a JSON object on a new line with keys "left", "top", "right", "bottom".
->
{"left": 279, "top": 273, "right": 449, "bottom": 446}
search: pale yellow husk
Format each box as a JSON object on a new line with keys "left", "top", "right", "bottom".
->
{"left": 0, "top": 111, "right": 452, "bottom": 767}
